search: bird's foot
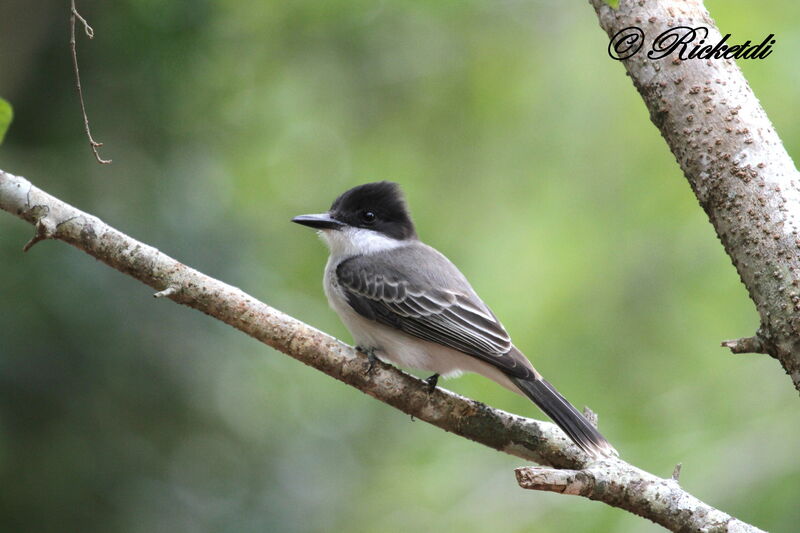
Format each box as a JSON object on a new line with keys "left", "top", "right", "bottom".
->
{"left": 356, "top": 345, "right": 378, "bottom": 375}
{"left": 424, "top": 373, "right": 440, "bottom": 393}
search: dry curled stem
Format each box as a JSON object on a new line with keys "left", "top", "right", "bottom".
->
{"left": 69, "top": 0, "right": 111, "bottom": 164}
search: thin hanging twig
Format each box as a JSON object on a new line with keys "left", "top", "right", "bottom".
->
{"left": 69, "top": 0, "right": 111, "bottom": 164}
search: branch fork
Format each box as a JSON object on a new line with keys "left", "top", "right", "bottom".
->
{"left": 516, "top": 465, "right": 598, "bottom": 496}
{"left": 22, "top": 205, "right": 55, "bottom": 252}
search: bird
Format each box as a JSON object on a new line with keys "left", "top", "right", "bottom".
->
{"left": 292, "top": 181, "right": 616, "bottom": 458}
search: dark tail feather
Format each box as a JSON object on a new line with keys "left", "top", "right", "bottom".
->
{"left": 511, "top": 376, "right": 617, "bottom": 458}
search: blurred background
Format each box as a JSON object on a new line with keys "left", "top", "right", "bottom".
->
{"left": 1, "top": 1, "right": 799, "bottom": 531}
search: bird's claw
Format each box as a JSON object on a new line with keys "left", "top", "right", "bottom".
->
{"left": 356, "top": 345, "right": 378, "bottom": 375}
{"left": 424, "top": 373, "right": 440, "bottom": 393}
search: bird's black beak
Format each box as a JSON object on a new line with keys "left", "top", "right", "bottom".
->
{"left": 291, "top": 213, "right": 345, "bottom": 230}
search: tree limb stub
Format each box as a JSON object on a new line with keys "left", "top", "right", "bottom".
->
{"left": 721, "top": 335, "right": 768, "bottom": 355}
{"left": 516, "top": 464, "right": 761, "bottom": 532}
{"left": 590, "top": 0, "right": 800, "bottom": 392}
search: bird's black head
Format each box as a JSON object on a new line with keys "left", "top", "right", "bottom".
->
{"left": 328, "top": 181, "right": 416, "bottom": 240}
{"left": 292, "top": 181, "right": 416, "bottom": 240}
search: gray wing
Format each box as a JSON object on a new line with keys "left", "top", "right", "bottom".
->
{"left": 335, "top": 244, "right": 535, "bottom": 379}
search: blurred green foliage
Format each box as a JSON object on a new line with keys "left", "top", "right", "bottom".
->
{"left": 0, "top": 98, "right": 12, "bottom": 145}
{"left": 1, "top": 1, "right": 799, "bottom": 532}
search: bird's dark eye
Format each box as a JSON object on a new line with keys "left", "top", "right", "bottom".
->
{"left": 360, "top": 210, "right": 376, "bottom": 224}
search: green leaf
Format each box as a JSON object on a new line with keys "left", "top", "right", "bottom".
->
{"left": 604, "top": 0, "right": 620, "bottom": 8}
{"left": 0, "top": 98, "right": 13, "bottom": 145}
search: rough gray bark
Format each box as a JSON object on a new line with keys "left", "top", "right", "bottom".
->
{"left": 0, "top": 168, "right": 764, "bottom": 532}
{"left": 590, "top": 0, "right": 800, "bottom": 392}
{"left": 516, "top": 465, "right": 750, "bottom": 533}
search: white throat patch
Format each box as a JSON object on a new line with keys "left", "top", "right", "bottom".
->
{"left": 320, "top": 226, "right": 404, "bottom": 258}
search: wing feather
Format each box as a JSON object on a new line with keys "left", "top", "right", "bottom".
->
{"left": 336, "top": 247, "right": 534, "bottom": 379}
